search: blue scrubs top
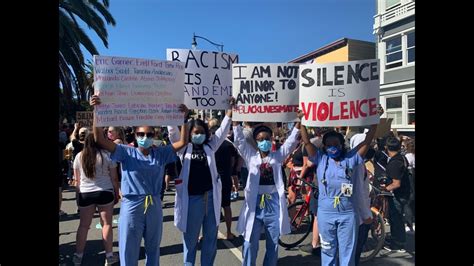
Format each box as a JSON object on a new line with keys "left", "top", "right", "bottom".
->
{"left": 111, "top": 144, "right": 176, "bottom": 196}
{"left": 309, "top": 149, "right": 363, "bottom": 212}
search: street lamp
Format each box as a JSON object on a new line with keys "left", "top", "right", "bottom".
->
{"left": 192, "top": 32, "right": 224, "bottom": 52}
{"left": 191, "top": 33, "right": 224, "bottom": 119}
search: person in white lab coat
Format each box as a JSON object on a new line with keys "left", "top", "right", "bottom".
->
{"left": 232, "top": 111, "right": 303, "bottom": 266}
{"left": 167, "top": 99, "right": 234, "bottom": 266}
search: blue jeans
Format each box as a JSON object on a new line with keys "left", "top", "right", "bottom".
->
{"left": 183, "top": 190, "right": 217, "bottom": 266}
{"left": 242, "top": 192, "right": 280, "bottom": 266}
{"left": 119, "top": 195, "right": 162, "bottom": 266}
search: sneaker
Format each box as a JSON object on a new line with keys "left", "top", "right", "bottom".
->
{"left": 72, "top": 254, "right": 83, "bottom": 266}
{"left": 105, "top": 254, "right": 119, "bottom": 265}
{"left": 299, "top": 244, "right": 321, "bottom": 256}
{"left": 383, "top": 245, "right": 406, "bottom": 253}
{"left": 59, "top": 210, "right": 67, "bottom": 216}
{"left": 166, "top": 187, "right": 173, "bottom": 192}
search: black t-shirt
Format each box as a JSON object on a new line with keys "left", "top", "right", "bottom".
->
{"left": 386, "top": 153, "right": 411, "bottom": 199}
{"left": 72, "top": 139, "right": 84, "bottom": 159}
{"left": 188, "top": 144, "right": 213, "bottom": 195}
{"left": 259, "top": 160, "right": 275, "bottom": 186}
{"left": 291, "top": 144, "right": 307, "bottom": 167}
{"left": 373, "top": 150, "right": 388, "bottom": 178}
{"left": 215, "top": 139, "right": 238, "bottom": 179}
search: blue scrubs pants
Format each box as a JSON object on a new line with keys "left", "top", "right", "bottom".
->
{"left": 317, "top": 205, "right": 358, "bottom": 266}
{"left": 119, "top": 195, "right": 163, "bottom": 266}
{"left": 243, "top": 192, "right": 280, "bottom": 266}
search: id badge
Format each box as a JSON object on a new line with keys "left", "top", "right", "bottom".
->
{"left": 341, "top": 183, "right": 353, "bottom": 197}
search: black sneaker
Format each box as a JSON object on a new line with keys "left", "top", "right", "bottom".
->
{"left": 299, "top": 244, "right": 321, "bottom": 256}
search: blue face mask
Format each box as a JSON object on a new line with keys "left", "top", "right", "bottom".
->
{"left": 326, "top": 146, "right": 342, "bottom": 158}
{"left": 191, "top": 134, "right": 206, "bottom": 145}
{"left": 137, "top": 137, "right": 153, "bottom": 149}
{"left": 257, "top": 140, "right": 272, "bottom": 152}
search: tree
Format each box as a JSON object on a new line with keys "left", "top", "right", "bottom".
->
{"left": 59, "top": 0, "right": 116, "bottom": 112}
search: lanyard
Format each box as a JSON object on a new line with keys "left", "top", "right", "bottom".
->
{"left": 321, "top": 156, "right": 351, "bottom": 196}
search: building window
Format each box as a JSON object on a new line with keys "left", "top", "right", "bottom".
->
{"left": 407, "top": 31, "right": 415, "bottom": 63}
{"left": 386, "top": 96, "right": 403, "bottom": 125}
{"left": 386, "top": 0, "right": 401, "bottom": 10}
{"left": 407, "top": 94, "right": 415, "bottom": 125}
{"left": 384, "top": 31, "right": 414, "bottom": 69}
{"left": 386, "top": 36, "right": 402, "bottom": 69}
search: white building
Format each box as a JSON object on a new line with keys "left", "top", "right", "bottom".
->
{"left": 374, "top": 0, "right": 415, "bottom": 134}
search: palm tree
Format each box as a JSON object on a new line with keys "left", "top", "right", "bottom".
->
{"left": 59, "top": 0, "right": 116, "bottom": 112}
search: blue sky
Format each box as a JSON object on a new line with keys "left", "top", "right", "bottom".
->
{"left": 81, "top": 0, "right": 375, "bottom": 63}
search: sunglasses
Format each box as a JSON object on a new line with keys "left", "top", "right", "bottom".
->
{"left": 136, "top": 132, "right": 154, "bottom": 138}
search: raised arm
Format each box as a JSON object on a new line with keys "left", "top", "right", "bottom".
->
{"left": 70, "top": 122, "right": 80, "bottom": 142}
{"left": 170, "top": 104, "right": 189, "bottom": 152}
{"left": 90, "top": 95, "right": 117, "bottom": 153}
{"left": 355, "top": 105, "right": 384, "bottom": 158}
{"left": 233, "top": 121, "right": 256, "bottom": 163}
{"left": 208, "top": 97, "right": 234, "bottom": 150}
{"left": 298, "top": 110, "right": 317, "bottom": 158}
{"left": 276, "top": 122, "right": 301, "bottom": 161}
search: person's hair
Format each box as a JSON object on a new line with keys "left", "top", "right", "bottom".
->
{"left": 208, "top": 118, "right": 220, "bottom": 129}
{"left": 81, "top": 133, "right": 103, "bottom": 179}
{"left": 133, "top": 126, "right": 155, "bottom": 134}
{"left": 406, "top": 139, "right": 415, "bottom": 154}
{"left": 209, "top": 125, "right": 219, "bottom": 135}
{"left": 322, "top": 130, "right": 345, "bottom": 146}
{"left": 109, "top": 126, "right": 126, "bottom": 141}
{"left": 376, "top": 131, "right": 395, "bottom": 151}
{"left": 385, "top": 136, "right": 401, "bottom": 152}
{"left": 252, "top": 125, "right": 273, "bottom": 140}
{"left": 188, "top": 119, "right": 210, "bottom": 144}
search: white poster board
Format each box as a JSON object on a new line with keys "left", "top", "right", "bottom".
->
{"left": 93, "top": 55, "right": 185, "bottom": 126}
{"left": 299, "top": 59, "right": 380, "bottom": 127}
{"left": 232, "top": 63, "right": 299, "bottom": 122}
{"left": 166, "top": 49, "right": 239, "bottom": 110}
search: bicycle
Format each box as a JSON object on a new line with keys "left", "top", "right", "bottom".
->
{"left": 279, "top": 176, "right": 318, "bottom": 249}
{"left": 359, "top": 180, "right": 394, "bottom": 262}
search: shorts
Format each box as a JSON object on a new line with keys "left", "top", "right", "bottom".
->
{"left": 77, "top": 191, "right": 114, "bottom": 208}
{"left": 220, "top": 174, "right": 232, "bottom": 207}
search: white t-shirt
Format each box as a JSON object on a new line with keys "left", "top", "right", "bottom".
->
{"left": 405, "top": 153, "right": 415, "bottom": 169}
{"left": 73, "top": 150, "right": 117, "bottom": 193}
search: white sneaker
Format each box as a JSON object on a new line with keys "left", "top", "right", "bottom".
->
{"left": 105, "top": 254, "right": 119, "bottom": 265}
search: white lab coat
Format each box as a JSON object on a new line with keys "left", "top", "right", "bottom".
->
{"left": 233, "top": 125, "right": 300, "bottom": 242}
{"left": 350, "top": 133, "right": 372, "bottom": 225}
{"left": 168, "top": 116, "right": 231, "bottom": 233}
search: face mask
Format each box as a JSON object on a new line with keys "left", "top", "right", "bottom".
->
{"left": 257, "top": 140, "right": 272, "bottom": 152}
{"left": 191, "top": 134, "right": 206, "bottom": 145}
{"left": 137, "top": 137, "right": 153, "bottom": 149}
{"left": 326, "top": 146, "right": 342, "bottom": 159}
{"left": 107, "top": 132, "right": 115, "bottom": 140}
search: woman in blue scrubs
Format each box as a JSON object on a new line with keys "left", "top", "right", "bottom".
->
{"left": 91, "top": 95, "right": 189, "bottom": 266}
{"left": 300, "top": 106, "right": 383, "bottom": 266}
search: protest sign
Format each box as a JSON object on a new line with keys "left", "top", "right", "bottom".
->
{"left": 167, "top": 49, "right": 238, "bottom": 109}
{"left": 76, "top": 111, "right": 93, "bottom": 128}
{"left": 299, "top": 59, "right": 380, "bottom": 127}
{"left": 232, "top": 64, "right": 299, "bottom": 122}
{"left": 93, "top": 55, "right": 185, "bottom": 126}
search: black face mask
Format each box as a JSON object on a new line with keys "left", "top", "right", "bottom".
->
{"left": 79, "top": 135, "right": 85, "bottom": 141}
